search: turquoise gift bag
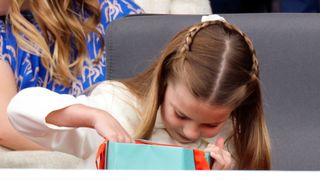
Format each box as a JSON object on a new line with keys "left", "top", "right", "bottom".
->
{"left": 96, "top": 140, "right": 212, "bottom": 170}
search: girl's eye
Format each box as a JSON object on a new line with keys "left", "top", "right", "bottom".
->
{"left": 175, "top": 111, "right": 189, "bottom": 120}
{"left": 204, "top": 124, "right": 218, "bottom": 128}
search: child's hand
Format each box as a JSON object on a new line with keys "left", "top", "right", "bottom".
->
{"left": 92, "top": 110, "right": 133, "bottom": 143}
{"left": 45, "top": 104, "right": 133, "bottom": 143}
{"left": 204, "top": 137, "right": 234, "bottom": 170}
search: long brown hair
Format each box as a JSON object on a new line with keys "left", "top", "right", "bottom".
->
{"left": 8, "top": 0, "right": 103, "bottom": 86}
{"left": 122, "top": 20, "right": 271, "bottom": 169}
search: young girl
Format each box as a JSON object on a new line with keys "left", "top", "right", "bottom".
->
{"left": 7, "top": 19, "right": 271, "bottom": 169}
{"left": 0, "top": 0, "right": 142, "bottom": 150}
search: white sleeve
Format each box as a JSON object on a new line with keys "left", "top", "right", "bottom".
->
{"left": 8, "top": 87, "right": 80, "bottom": 134}
{"left": 7, "top": 87, "right": 103, "bottom": 159}
{"left": 7, "top": 81, "right": 142, "bottom": 159}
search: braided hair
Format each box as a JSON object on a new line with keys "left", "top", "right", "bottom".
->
{"left": 178, "top": 21, "right": 259, "bottom": 81}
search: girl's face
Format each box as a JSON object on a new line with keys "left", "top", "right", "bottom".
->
{"left": 161, "top": 81, "right": 233, "bottom": 143}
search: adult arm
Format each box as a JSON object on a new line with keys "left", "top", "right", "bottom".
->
{"left": 0, "top": 60, "right": 45, "bottom": 150}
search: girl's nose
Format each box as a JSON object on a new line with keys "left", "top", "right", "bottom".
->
{"left": 182, "top": 121, "right": 200, "bottom": 141}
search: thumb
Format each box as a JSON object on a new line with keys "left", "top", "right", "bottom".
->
{"left": 215, "top": 137, "right": 225, "bottom": 149}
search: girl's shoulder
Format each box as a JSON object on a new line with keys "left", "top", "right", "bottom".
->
{"left": 91, "top": 80, "right": 140, "bottom": 110}
{"left": 93, "top": 80, "right": 126, "bottom": 90}
{"left": 89, "top": 80, "right": 141, "bottom": 135}
{"left": 90, "top": 80, "right": 134, "bottom": 99}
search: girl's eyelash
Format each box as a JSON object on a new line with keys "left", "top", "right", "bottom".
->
{"left": 205, "top": 124, "right": 218, "bottom": 128}
{"left": 175, "top": 111, "right": 188, "bottom": 120}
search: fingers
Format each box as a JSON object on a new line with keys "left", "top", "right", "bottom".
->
{"left": 104, "top": 122, "right": 133, "bottom": 143}
{"left": 211, "top": 148, "right": 232, "bottom": 170}
{"left": 204, "top": 139, "right": 233, "bottom": 170}
{"left": 95, "top": 119, "right": 134, "bottom": 143}
{"left": 120, "top": 129, "right": 134, "bottom": 143}
{"left": 104, "top": 124, "right": 134, "bottom": 143}
{"left": 117, "top": 124, "right": 134, "bottom": 143}
{"left": 107, "top": 131, "right": 133, "bottom": 143}
{"left": 215, "top": 137, "right": 225, "bottom": 149}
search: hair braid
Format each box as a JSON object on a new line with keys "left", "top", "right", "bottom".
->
{"left": 178, "top": 22, "right": 212, "bottom": 56}
{"left": 221, "top": 22, "right": 259, "bottom": 78}
{"left": 179, "top": 20, "right": 259, "bottom": 79}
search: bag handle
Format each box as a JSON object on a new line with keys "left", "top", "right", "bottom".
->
{"left": 96, "top": 139, "right": 107, "bottom": 169}
{"left": 95, "top": 139, "right": 211, "bottom": 170}
{"left": 193, "top": 149, "right": 211, "bottom": 170}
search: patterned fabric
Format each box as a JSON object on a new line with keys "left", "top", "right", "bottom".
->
{"left": 0, "top": 0, "right": 143, "bottom": 96}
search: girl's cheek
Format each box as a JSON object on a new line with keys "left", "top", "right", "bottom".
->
{"left": 167, "top": 116, "right": 183, "bottom": 128}
{"left": 162, "top": 108, "right": 181, "bottom": 128}
{"left": 162, "top": 102, "right": 187, "bottom": 129}
{"left": 200, "top": 127, "right": 222, "bottom": 138}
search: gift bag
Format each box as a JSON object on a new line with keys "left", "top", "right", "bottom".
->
{"left": 96, "top": 140, "right": 212, "bottom": 170}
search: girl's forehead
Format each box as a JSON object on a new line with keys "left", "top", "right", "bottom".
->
{"left": 166, "top": 81, "right": 232, "bottom": 124}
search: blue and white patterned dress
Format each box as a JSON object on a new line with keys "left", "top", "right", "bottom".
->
{"left": 0, "top": 0, "right": 143, "bottom": 96}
